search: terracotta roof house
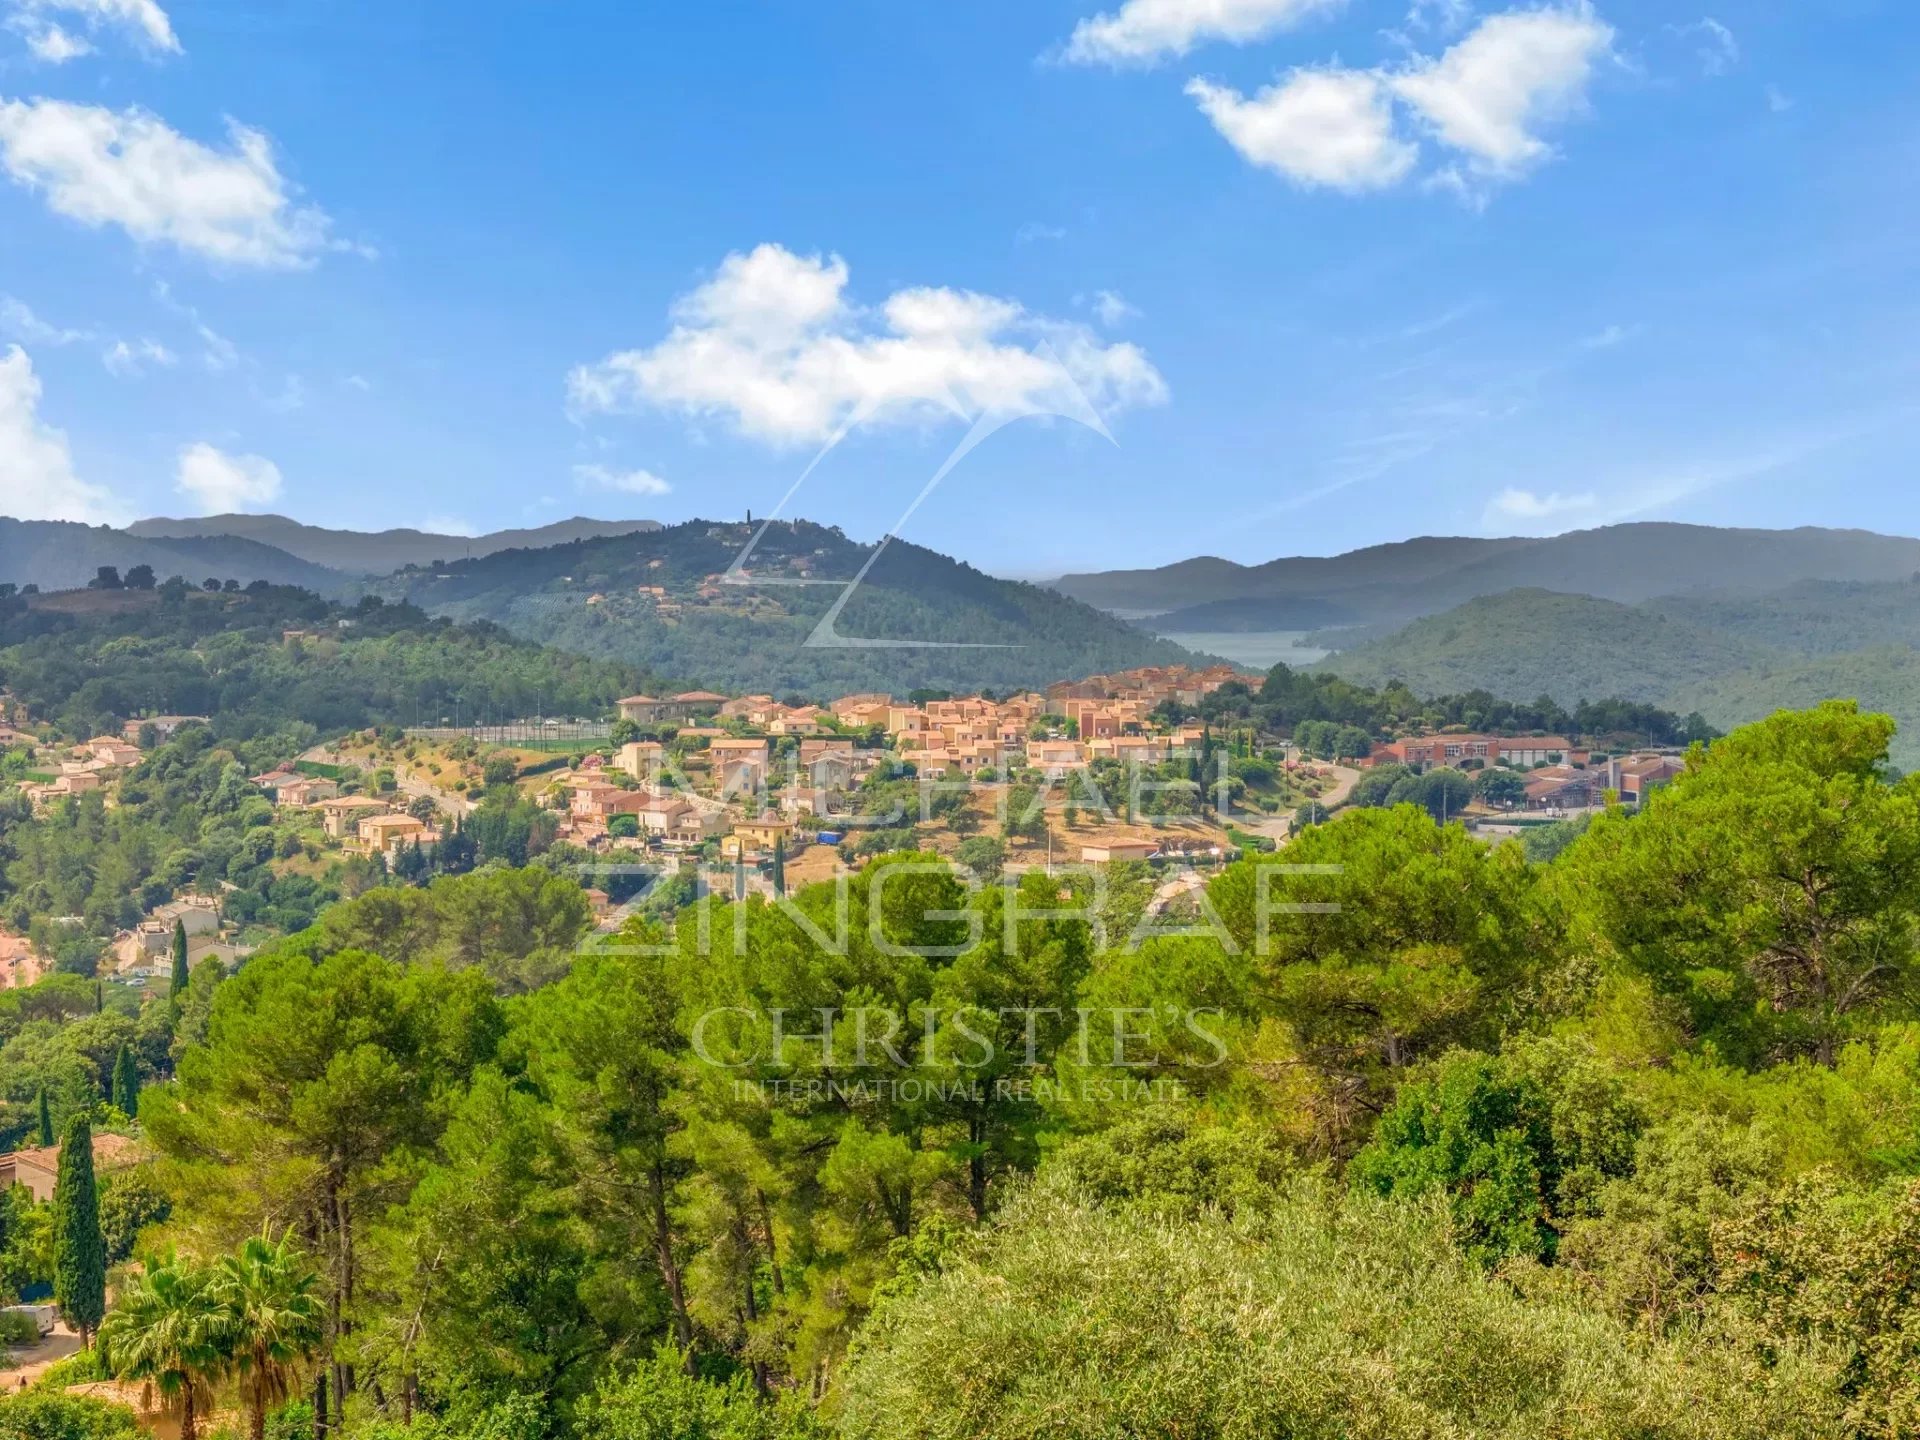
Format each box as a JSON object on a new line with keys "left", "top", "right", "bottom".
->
{"left": 0, "top": 1132, "right": 139, "bottom": 1204}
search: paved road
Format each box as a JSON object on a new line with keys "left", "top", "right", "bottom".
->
{"left": 1230, "top": 762, "right": 1361, "bottom": 846}
{"left": 300, "top": 743, "right": 477, "bottom": 817}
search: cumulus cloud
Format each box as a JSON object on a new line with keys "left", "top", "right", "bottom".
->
{"left": 1390, "top": 4, "right": 1614, "bottom": 182}
{"left": 23, "top": 23, "right": 90, "bottom": 61}
{"left": 1481, "top": 485, "right": 1596, "bottom": 530}
{"left": 567, "top": 243, "right": 1168, "bottom": 446}
{"left": 1090, "top": 290, "right": 1139, "bottom": 327}
{"left": 9, "top": 0, "right": 178, "bottom": 56}
{"left": 1185, "top": 5, "right": 1613, "bottom": 198}
{"left": 0, "top": 344, "right": 123, "bottom": 522}
{"left": 575, "top": 463, "right": 672, "bottom": 497}
{"left": 1063, "top": 0, "right": 1344, "bottom": 66}
{"left": 174, "top": 440, "right": 282, "bottom": 513}
{"left": 1188, "top": 68, "right": 1417, "bottom": 191}
{"left": 0, "top": 99, "right": 335, "bottom": 267}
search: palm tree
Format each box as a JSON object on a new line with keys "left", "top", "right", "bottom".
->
{"left": 97, "top": 1251, "right": 227, "bottom": 1440}
{"left": 210, "top": 1230, "right": 326, "bottom": 1440}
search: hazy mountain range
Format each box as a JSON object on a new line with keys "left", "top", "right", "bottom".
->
{"left": 125, "top": 513, "right": 661, "bottom": 576}
{"left": 1054, "top": 524, "right": 1920, "bottom": 632}
{"left": 8, "top": 514, "right": 1920, "bottom": 737}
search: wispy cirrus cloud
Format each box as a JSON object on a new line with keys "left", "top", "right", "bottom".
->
{"left": 575, "top": 462, "right": 672, "bottom": 497}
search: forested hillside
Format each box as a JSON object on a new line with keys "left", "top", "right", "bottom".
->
{"left": 382, "top": 518, "right": 1201, "bottom": 694}
{"left": 4, "top": 702, "right": 1920, "bottom": 1437}
{"left": 1311, "top": 589, "right": 1769, "bottom": 707}
{"left": 1314, "top": 577, "right": 1920, "bottom": 765}
{"left": 0, "top": 583, "right": 646, "bottom": 738}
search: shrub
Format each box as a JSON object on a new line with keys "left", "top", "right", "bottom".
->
{"left": 0, "top": 1392, "right": 139, "bottom": 1440}
{"left": 837, "top": 1174, "right": 1838, "bottom": 1440}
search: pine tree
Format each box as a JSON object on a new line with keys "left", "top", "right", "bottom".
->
{"left": 53, "top": 1114, "right": 106, "bottom": 1345}
{"left": 113, "top": 1045, "right": 141, "bottom": 1119}
{"left": 36, "top": 1087, "right": 54, "bottom": 1146}
{"left": 169, "top": 918, "right": 189, "bottom": 999}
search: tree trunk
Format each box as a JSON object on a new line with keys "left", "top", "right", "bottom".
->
{"left": 313, "top": 1370, "right": 329, "bottom": 1437}
{"left": 250, "top": 1390, "right": 266, "bottom": 1440}
{"left": 181, "top": 1389, "right": 198, "bottom": 1440}
{"left": 757, "top": 1190, "right": 784, "bottom": 1297}
{"left": 968, "top": 1114, "right": 989, "bottom": 1220}
{"left": 647, "top": 1157, "right": 694, "bottom": 1359}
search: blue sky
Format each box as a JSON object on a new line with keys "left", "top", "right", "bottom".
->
{"left": 0, "top": 0, "right": 1916, "bottom": 575}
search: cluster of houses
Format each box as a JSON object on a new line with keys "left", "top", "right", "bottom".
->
{"left": 16, "top": 733, "right": 146, "bottom": 810}
{"left": 249, "top": 765, "right": 438, "bottom": 860}
{"left": 550, "top": 666, "right": 1259, "bottom": 865}
{"left": 1360, "top": 732, "right": 1687, "bottom": 811}
{"left": 104, "top": 894, "right": 246, "bottom": 979}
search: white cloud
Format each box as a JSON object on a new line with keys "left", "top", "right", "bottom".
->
{"left": 1091, "top": 289, "right": 1139, "bottom": 327}
{"left": 174, "top": 440, "right": 282, "bottom": 513}
{"left": 1578, "top": 322, "right": 1639, "bottom": 349}
{"left": 1481, "top": 485, "right": 1596, "bottom": 530}
{"left": 1188, "top": 68, "right": 1417, "bottom": 191}
{"left": 1765, "top": 84, "right": 1793, "bottom": 114}
{"left": 23, "top": 23, "right": 90, "bottom": 61}
{"left": 1390, "top": 5, "right": 1614, "bottom": 181}
{"left": 1670, "top": 17, "right": 1736, "bottom": 76}
{"left": 1402, "top": 0, "right": 1472, "bottom": 34}
{"left": 568, "top": 243, "right": 1169, "bottom": 446}
{"left": 152, "top": 280, "right": 240, "bottom": 369}
{"left": 0, "top": 344, "right": 123, "bottom": 522}
{"left": 421, "top": 514, "right": 478, "bottom": 538}
{"left": 0, "top": 292, "right": 89, "bottom": 346}
{"left": 0, "top": 99, "right": 334, "bottom": 268}
{"left": 9, "top": 0, "right": 178, "bottom": 56}
{"left": 101, "top": 336, "right": 174, "bottom": 375}
{"left": 574, "top": 463, "right": 672, "bottom": 497}
{"left": 1063, "top": 0, "right": 1344, "bottom": 66}
{"left": 1014, "top": 221, "right": 1067, "bottom": 245}
{"left": 259, "top": 373, "right": 305, "bottom": 412}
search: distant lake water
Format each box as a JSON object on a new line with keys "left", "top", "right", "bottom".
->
{"left": 1153, "top": 630, "right": 1331, "bottom": 670}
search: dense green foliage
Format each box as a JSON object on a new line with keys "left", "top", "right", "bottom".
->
{"left": 52, "top": 1114, "right": 105, "bottom": 1340}
{"left": 12, "top": 583, "right": 1920, "bottom": 1436}
{"left": 0, "top": 584, "right": 644, "bottom": 739}
{"left": 1315, "top": 576, "right": 1920, "bottom": 766}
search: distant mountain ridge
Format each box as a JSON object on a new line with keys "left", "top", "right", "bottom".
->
{"left": 377, "top": 517, "right": 1204, "bottom": 695}
{"left": 1055, "top": 524, "right": 1920, "bottom": 631}
{"left": 1311, "top": 576, "right": 1920, "bottom": 766}
{"left": 126, "top": 513, "right": 661, "bottom": 575}
{"left": 0, "top": 518, "right": 348, "bottom": 595}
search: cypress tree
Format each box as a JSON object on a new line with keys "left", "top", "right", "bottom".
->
{"left": 52, "top": 1114, "right": 106, "bottom": 1345}
{"left": 168, "top": 917, "right": 189, "bottom": 999}
{"left": 112, "top": 1045, "right": 141, "bottom": 1119}
{"left": 772, "top": 834, "right": 787, "bottom": 898}
{"left": 36, "top": 1087, "right": 54, "bottom": 1146}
